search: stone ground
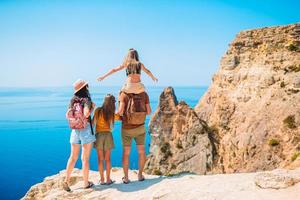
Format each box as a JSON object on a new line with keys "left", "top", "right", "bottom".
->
{"left": 23, "top": 167, "right": 300, "bottom": 200}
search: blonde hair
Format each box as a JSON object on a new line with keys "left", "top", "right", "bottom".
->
{"left": 122, "top": 48, "right": 141, "bottom": 67}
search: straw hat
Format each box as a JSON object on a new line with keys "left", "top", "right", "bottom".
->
{"left": 73, "top": 79, "right": 88, "bottom": 94}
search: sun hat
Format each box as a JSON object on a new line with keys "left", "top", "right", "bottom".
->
{"left": 73, "top": 79, "right": 88, "bottom": 94}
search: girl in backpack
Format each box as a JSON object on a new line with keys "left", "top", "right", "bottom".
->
{"left": 97, "top": 48, "right": 158, "bottom": 94}
{"left": 93, "top": 94, "right": 119, "bottom": 185}
{"left": 63, "top": 79, "right": 96, "bottom": 192}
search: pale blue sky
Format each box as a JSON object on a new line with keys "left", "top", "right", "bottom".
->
{"left": 0, "top": 0, "right": 299, "bottom": 87}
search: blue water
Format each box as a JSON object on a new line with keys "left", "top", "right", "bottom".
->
{"left": 0, "top": 86, "right": 207, "bottom": 200}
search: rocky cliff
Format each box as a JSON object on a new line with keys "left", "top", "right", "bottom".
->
{"left": 144, "top": 87, "right": 215, "bottom": 175}
{"left": 146, "top": 23, "right": 300, "bottom": 175}
{"left": 22, "top": 167, "right": 300, "bottom": 200}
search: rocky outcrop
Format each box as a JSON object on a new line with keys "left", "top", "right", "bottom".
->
{"left": 144, "top": 87, "right": 215, "bottom": 175}
{"left": 255, "top": 168, "right": 300, "bottom": 189}
{"left": 22, "top": 167, "right": 300, "bottom": 200}
{"left": 195, "top": 23, "right": 300, "bottom": 173}
{"left": 144, "top": 23, "right": 300, "bottom": 176}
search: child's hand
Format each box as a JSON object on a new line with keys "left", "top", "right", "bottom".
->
{"left": 152, "top": 77, "right": 158, "bottom": 82}
{"left": 97, "top": 76, "right": 105, "bottom": 81}
{"left": 115, "top": 113, "right": 121, "bottom": 121}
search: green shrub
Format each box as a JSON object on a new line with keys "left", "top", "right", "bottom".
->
{"left": 163, "top": 150, "right": 173, "bottom": 160}
{"left": 176, "top": 140, "right": 183, "bottom": 149}
{"left": 160, "top": 142, "right": 172, "bottom": 160}
{"left": 160, "top": 142, "right": 170, "bottom": 153}
{"left": 284, "top": 65, "right": 300, "bottom": 74}
{"left": 280, "top": 81, "right": 285, "bottom": 88}
{"left": 153, "top": 169, "right": 162, "bottom": 176}
{"left": 269, "top": 139, "right": 279, "bottom": 146}
{"left": 283, "top": 115, "right": 297, "bottom": 129}
{"left": 171, "top": 163, "right": 176, "bottom": 169}
{"left": 287, "top": 43, "right": 298, "bottom": 51}
{"left": 291, "top": 152, "right": 300, "bottom": 162}
{"left": 288, "top": 65, "right": 300, "bottom": 72}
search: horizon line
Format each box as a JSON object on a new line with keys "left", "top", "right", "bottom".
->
{"left": 0, "top": 85, "right": 209, "bottom": 89}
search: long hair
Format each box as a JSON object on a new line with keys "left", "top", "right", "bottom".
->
{"left": 98, "top": 94, "right": 116, "bottom": 126}
{"left": 122, "top": 48, "right": 141, "bottom": 67}
{"left": 73, "top": 85, "right": 92, "bottom": 107}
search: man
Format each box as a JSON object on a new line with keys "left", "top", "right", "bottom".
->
{"left": 118, "top": 91, "right": 151, "bottom": 184}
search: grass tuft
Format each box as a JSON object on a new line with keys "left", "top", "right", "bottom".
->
{"left": 283, "top": 115, "right": 297, "bottom": 129}
{"left": 268, "top": 139, "right": 279, "bottom": 146}
{"left": 291, "top": 152, "right": 300, "bottom": 162}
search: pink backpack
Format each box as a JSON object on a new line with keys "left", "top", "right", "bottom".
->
{"left": 66, "top": 98, "right": 88, "bottom": 129}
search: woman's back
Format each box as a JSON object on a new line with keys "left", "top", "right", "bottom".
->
{"left": 126, "top": 62, "right": 142, "bottom": 83}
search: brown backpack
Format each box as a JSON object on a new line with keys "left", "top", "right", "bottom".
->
{"left": 124, "top": 92, "right": 147, "bottom": 125}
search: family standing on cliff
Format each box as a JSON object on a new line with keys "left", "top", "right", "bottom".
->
{"left": 63, "top": 49, "right": 158, "bottom": 191}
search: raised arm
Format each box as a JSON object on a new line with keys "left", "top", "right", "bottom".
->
{"left": 141, "top": 64, "right": 158, "bottom": 82}
{"left": 97, "top": 65, "right": 126, "bottom": 81}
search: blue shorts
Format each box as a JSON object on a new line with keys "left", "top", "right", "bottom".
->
{"left": 70, "top": 127, "right": 96, "bottom": 145}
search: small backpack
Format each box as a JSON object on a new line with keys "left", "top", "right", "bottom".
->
{"left": 124, "top": 92, "right": 147, "bottom": 125}
{"left": 66, "top": 98, "right": 88, "bottom": 129}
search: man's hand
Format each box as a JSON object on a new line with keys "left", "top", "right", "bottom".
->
{"left": 97, "top": 76, "right": 105, "bottom": 81}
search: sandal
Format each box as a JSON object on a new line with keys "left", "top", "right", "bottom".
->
{"left": 84, "top": 181, "right": 94, "bottom": 189}
{"left": 122, "top": 177, "right": 130, "bottom": 184}
{"left": 106, "top": 179, "right": 115, "bottom": 185}
{"left": 98, "top": 180, "right": 106, "bottom": 185}
{"left": 138, "top": 175, "right": 145, "bottom": 182}
{"left": 62, "top": 181, "right": 71, "bottom": 192}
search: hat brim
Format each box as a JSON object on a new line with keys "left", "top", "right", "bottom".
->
{"left": 74, "top": 82, "right": 88, "bottom": 94}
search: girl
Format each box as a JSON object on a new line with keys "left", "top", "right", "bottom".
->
{"left": 63, "top": 79, "right": 96, "bottom": 191}
{"left": 97, "top": 48, "right": 158, "bottom": 94}
{"left": 93, "top": 94, "right": 119, "bottom": 185}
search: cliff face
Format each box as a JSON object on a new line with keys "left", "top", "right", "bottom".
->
{"left": 146, "top": 23, "right": 300, "bottom": 176}
{"left": 144, "top": 87, "right": 215, "bottom": 175}
{"left": 195, "top": 23, "right": 300, "bottom": 173}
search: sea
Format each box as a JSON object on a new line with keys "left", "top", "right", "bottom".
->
{"left": 0, "top": 86, "right": 207, "bottom": 200}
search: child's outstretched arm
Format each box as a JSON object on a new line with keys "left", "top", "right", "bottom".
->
{"left": 141, "top": 64, "right": 158, "bottom": 82}
{"left": 97, "top": 65, "right": 126, "bottom": 81}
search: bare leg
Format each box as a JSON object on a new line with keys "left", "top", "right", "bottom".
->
{"left": 96, "top": 149, "right": 105, "bottom": 184}
{"left": 105, "top": 150, "right": 111, "bottom": 183}
{"left": 137, "top": 145, "right": 146, "bottom": 180}
{"left": 81, "top": 143, "right": 93, "bottom": 187}
{"left": 65, "top": 144, "right": 81, "bottom": 183}
{"left": 122, "top": 146, "right": 131, "bottom": 182}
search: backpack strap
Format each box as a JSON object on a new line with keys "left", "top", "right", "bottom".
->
{"left": 88, "top": 116, "right": 94, "bottom": 135}
{"left": 79, "top": 97, "right": 94, "bottom": 135}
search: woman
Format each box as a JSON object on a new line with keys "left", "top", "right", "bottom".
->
{"left": 63, "top": 79, "right": 96, "bottom": 192}
{"left": 97, "top": 48, "right": 158, "bottom": 94}
{"left": 93, "top": 94, "right": 119, "bottom": 185}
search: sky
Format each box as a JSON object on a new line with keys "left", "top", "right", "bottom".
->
{"left": 0, "top": 0, "right": 299, "bottom": 87}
